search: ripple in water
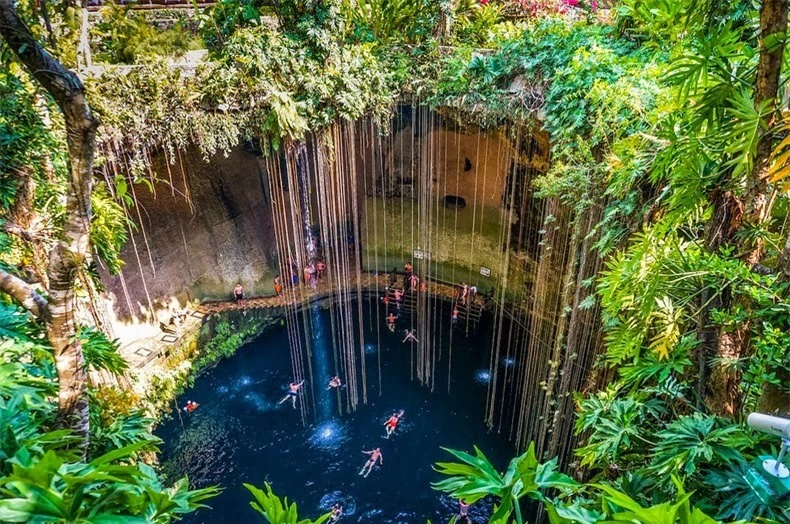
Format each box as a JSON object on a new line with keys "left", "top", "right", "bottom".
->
{"left": 308, "top": 420, "right": 348, "bottom": 451}
{"left": 319, "top": 491, "right": 357, "bottom": 516}
{"left": 474, "top": 369, "right": 492, "bottom": 385}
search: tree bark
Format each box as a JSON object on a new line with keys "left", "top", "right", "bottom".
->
{"left": 0, "top": 269, "right": 50, "bottom": 320}
{"left": 778, "top": 231, "right": 790, "bottom": 283}
{"left": 0, "top": 0, "right": 99, "bottom": 450}
{"left": 742, "top": 0, "right": 788, "bottom": 267}
{"left": 703, "top": 0, "right": 788, "bottom": 416}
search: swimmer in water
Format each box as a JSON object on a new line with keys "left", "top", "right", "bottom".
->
{"left": 386, "top": 312, "right": 397, "bottom": 332}
{"left": 277, "top": 380, "right": 305, "bottom": 409}
{"left": 183, "top": 400, "right": 199, "bottom": 413}
{"left": 326, "top": 375, "right": 342, "bottom": 390}
{"left": 458, "top": 499, "right": 471, "bottom": 522}
{"left": 330, "top": 503, "right": 343, "bottom": 522}
{"left": 359, "top": 447, "right": 383, "bottom": 477}
{"left": 403, "top": 329, "right": 418, "bottom": 343}
{"left": 383, "top": 410, "right": 404, "bottom": 439}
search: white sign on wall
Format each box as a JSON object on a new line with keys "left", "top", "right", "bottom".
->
{"left": 480, "top": 266, "right": 492, "bottom": 277}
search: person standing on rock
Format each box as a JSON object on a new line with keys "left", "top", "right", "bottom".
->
{"left": 234, "top": 283, "right": 244, "bottom": 306}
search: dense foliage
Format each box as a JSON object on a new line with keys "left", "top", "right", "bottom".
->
{"left": 0, "top": 307, "right": 218, "bottom": 521}
{"left": 1, "top": 0, "right": 789, "bottom": 522}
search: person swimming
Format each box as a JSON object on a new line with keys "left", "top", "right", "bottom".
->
{"left": 330, "top": 503, "right": 343, "bottom": 522}
{"left": 386, "top": 312, "right": 397, "bottom": 332}
{"left": 184, "top": 400, "right": 199, "bottom": 413}
{"left": 403, "top": 329, "right": 418, "bottom": 343}
{"left": 277, "top": 380, "right": 305, "bottom": 409}
{"left": 458, "top": 499, "right": 471, "bottom": 522}
{"left": 359, "top": 447, "right": 383, "bottom": 477}
{"left": 326, "top": 375, "right": 342, "bottom": 390}
{"left": 383, "top": 410, "right": 404, "bottom": 439}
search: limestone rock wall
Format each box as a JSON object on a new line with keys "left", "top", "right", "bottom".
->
{"left": 101, "top": 145, "right": 277, "bottom": 330}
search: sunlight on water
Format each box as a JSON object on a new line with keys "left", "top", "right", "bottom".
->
{"left": 243, "top": 392, "right": 272, "bottom": 412}
{"left": 475, "top": 369, "right": 492, "bottom": 384}
{"left": 309, "top": 420, "right": 348, "bottom": 451}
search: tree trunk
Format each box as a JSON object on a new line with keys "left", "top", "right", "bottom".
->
{"left": 0, "top": 0, "right": 99, "bottom": 450}
{"left": 697, "top": 190, "right": 741, "bottom": 412}
{"left": 742, "top": 0, "right": 788, "bottom": 267}
{"left": 703, "top": 0, "right": 788, "bottom": 416}
{"left": 778, "top": 231, "right": 790, "bottom": 283}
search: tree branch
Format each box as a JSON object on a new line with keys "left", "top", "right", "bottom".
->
{"left": 0, "top": 268, "right": 50, "bottom": 320}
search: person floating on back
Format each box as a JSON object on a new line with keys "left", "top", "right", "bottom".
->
{"left": 403, "top": 329, "right": 418, "bottom": 343}
{"left": 383, "top": 410, "right": 404, "bottom": 439}
{"left": 234, "top": 283, "right": 244, "bottom": 306}
{"left": 359, "top": 447, "right": 383, "bottom": 477}
{"left": 277, "top": 380, "right": 305, "bottom": 409}
{"left": 326, "top": 375, "right": 343, "bottom": 390}
{"left": 184, "top": 400, "right": 199, "bottom": 413}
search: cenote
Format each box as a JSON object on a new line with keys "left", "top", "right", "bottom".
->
{"left": 156, "top": 298, "right": 516, "bottom": 523}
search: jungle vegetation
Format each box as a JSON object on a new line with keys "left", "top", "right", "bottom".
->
{"left": 1, "top": 0, "right": 789, "bottom": 522}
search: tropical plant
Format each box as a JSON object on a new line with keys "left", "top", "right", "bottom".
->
{"left": 0, "top": 442, "right": 219, "bottom": 522}
{"left": 343, "top": 0, "right": 438, "bottom": 43}
{"left": 245, "top": 483, "right": 331, "bottom": 524}
{"left": 432, "top": 442, "right": 578, "bottom": 524}
{"left": 91, "top": 1, "right": 199, "bottom": 64}
{"left": 704, "top": 457, "right": 790, "bottom": 522}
